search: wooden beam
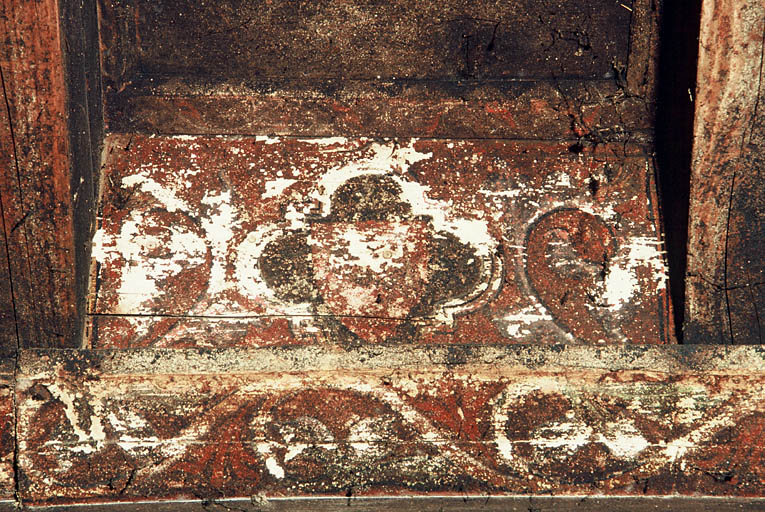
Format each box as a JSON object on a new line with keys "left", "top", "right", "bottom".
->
{"left": 107, "top": 80, "right": 653, "bottom": 139}
{"left": 0, "top": 0, "right": 101, "bottom": 348}
{"left": 0, "top": 75, "right": 17, "bottom": 357}
{"left": 87, "top": 135, "right": 672, "bottom": 347}
{"left": 16, "top": 496, "right": 765, "bottom": 512}
{"left": 15, "top": 346, "right": 765, "bottom": 503}
{"left": 686, "top": 0, "right": 765, "bottom": 343}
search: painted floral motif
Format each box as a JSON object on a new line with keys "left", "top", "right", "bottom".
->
{"left": 18, "top": 371, "right": 765, "bottom": 503}
{"left": 89, "top": 136, "right": 671, "bottom": 346}
{"left": 254, "top": 174, "right": 503, "bottom": 344}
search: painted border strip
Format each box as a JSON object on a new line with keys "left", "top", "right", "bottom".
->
{"left": 18, "top": 346, "right": 765, "bottom": 376}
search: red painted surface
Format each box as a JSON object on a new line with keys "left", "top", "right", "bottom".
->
{"left": 17, "top": 356, "right": 765, "bottom": 503}
{"left": 0, "top": 374, "right": 13, "bottom": 499}
{"left": 89, "top": 135, "right": 672, "bottom": 347}
{"left": 686, "top": 0, "right": 764, "bottom": 344}
{"left": 2, "top": 0, "right": 763, "bottom": 507}
{"left": 106, "top": 82, "right": 654, "bottom": 140}
{"left": 0, "top": 0, "right": 81, "bottom": 347}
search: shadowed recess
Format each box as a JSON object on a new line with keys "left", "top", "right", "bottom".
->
{"left": 655, "top": 1, "right": 702, "bottom": 343}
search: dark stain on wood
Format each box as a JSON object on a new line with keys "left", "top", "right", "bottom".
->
{"left": 60, "top": 0, "right": 105, "bottom": 349}
{"left": 101, "top": 0, "right": 631, "bottom": 84}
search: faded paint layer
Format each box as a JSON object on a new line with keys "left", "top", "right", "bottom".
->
{"left": 88, "top": 135, "right": 671, "bottom": 347}
{"left": 0, "top": 365, "right": 14, "bottom": 499}
{"left": 107, "top": 81, "right": 654, "bottom": 140}
{"left": 16, "top": 347, "right": 765, "bottom": 503}
{"left": 100, "top": 0, "right": 656, "bottom": 138}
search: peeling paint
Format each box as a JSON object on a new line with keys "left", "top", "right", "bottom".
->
{"left": 18, "top": 363, "right": 765, "bottom": 501}
{"left": 603, "top": 237, "right": 668, "bottom": 311}
{"left": 89, "top": 135, "right": 672, "bottom": 347}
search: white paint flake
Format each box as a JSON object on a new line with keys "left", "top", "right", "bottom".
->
{"left": 45, "top": 383, "right": 105, "bottom": 453}
{"left": 111, "top": 211, "right": 207, "bottom": 315}
{"left": 322, "top": 223, "right": 411, "bottom": 273}
{"left": 479, "top": 188, "right": 522, "bottom": 198}
{"left": 116, "top": 435, "right": 163, "bottom": 451}
{"left": 265, "top": 457, "right": 285, "bottom": 479}
{"left": 122, "top": 174, "right": 190, "bottom": 213}
{"left": 660, "top": 405, "right": 737, "bottom": 464}
{"left": 284, "top": 444, "right": 308, "bottom": 462}
{"left": 263, "top": 178, "right": 298, "bottom": 199}
{"left": 309, "top": 140, "right": 432, "bottom": 213}
{"left": 297, "top": 137, "right": 348, "bottom": 146}
{"left": 255, "top": 135, "right": 281, "bottom": 145}
{"left": 597, "top": 420, "right": 650, "bottom": 458}
{"left": 199, "top": 190, "right": 240, "bottom": 297}
{"left": 500, "top": 303, "right": 553, "bottom": 337}
{"left": 530, "top": 422, "right": 592, "bottom": 451}
{"left": 603, "top": 236, "right": 667, "bottom": 311}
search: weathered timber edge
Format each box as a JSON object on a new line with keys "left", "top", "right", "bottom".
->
{"left": 15, "top": 496, "right": 765, "bottom": 512}
{"left": 686, "top": 0, "right": 765, "bottom": 344}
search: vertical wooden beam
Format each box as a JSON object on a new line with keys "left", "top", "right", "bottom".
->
{"left": 626, "top": 0, "right": 661, "bottom": 99}
{"left": 0, "top": 183, "right": 14, "bottom": 357}
{"left": 60, "top": 0, "right": 104, "bottom": 349}
{"left": 0, "top": 266, "right": 13, "bottom": 357}
{"left": 687, "top": 0, "right": 764, "bottom": 343}
{"left": 0, "top": 0, "right": 101, "bottom": 348}
{"left": 0, "top": 59, "right": 17, "bottom": 357}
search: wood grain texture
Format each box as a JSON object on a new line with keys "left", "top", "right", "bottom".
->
{"left": 0, "top": 82, "right": 17, "bottom": 357}
{"left": 87, "top": 135, "right": 671, "bottom": 347}
{"left": 99, "top": 0, "right": 631, "bottom": 84}
{"left": 59, "top": 0, "right": 104, "bottom": 347}
{"left": 0, "top": 0, "right": 84, "bottom": 347}
{"left": 24, "top": 496, "right": 765, "bottom": 512}
{"left": 99, "top": 1, "right": 658, "bottom": 138}
{"left": 626, "top": 0, "right": 661, "bottom": 99}
{"left": 16, "top": 347, "right": 765, "bottom": 504}
{"left": 0, "top": 260, "right": 13, "bottom": 357}
{"left": 107, "top": 80, "right": 653, "bottom": 139}
{"left": 686, "top": 0, "right": 765, "bottom": 344}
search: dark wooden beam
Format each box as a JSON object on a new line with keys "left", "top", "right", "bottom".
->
{"left": 0, "top": 73, "right": 18, "bottom": 358}
{"left": 18, "top": 496, "right": 765, "bottom": 512}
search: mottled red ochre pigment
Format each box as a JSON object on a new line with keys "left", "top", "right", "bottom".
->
{"left": 16, "top": 350, "right": 765, "bottom": 503}
{"left": 88, "top": 136, "right": 672, "bottom": 348}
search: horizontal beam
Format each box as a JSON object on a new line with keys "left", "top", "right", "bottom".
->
{"left": 10, "top": 345, "right": 765, "bottom": 504}
{"left": 16, "top": 345, "right": 765, "bottom": 375}
{"left": 17, "top": 496, "right": 765, "bottom": 512}
{"left": 107, "top": 79, "right": 653, "bottom": 139}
